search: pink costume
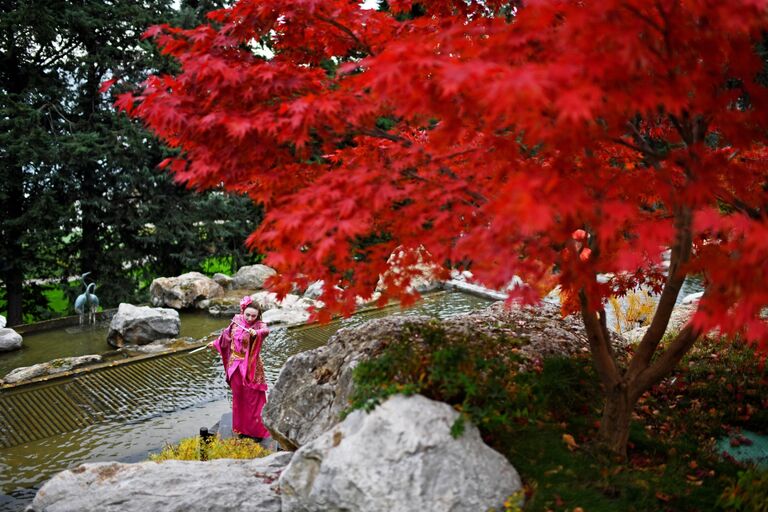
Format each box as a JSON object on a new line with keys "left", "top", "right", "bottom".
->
{"left": 213, "top": 311, "right": 270, "bottom": 439}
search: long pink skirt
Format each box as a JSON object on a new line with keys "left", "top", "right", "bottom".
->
{"left": 230, "top": 371, "right": 270, "bottom": 439}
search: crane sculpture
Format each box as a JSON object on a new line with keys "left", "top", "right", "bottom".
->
{"left": 74, "top": 272, "right": 100, "bottom": 325}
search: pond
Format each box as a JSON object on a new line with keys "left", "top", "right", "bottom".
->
{"left": 0, "top": 291, "right": 492, "bottom": 512}
{"left": 0, "top": 313, "right": 231, "bottom": 379}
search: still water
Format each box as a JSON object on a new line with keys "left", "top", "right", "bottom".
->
{"left": 0, "top": 292, "right": 492, "bottom": 512}
{"left": 0, "top": 314, "right": 232, "bottom": 379}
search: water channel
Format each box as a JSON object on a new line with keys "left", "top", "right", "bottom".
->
{"left": 0, "top": 291, "right": 492, "bottom": 512}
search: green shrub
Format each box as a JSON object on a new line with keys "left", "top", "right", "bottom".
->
{"left": 718, "top": 468, "right": 768, "bottom": 512}
{"left": 149, "top": 435, "right": 271, "bottom": 462}
{"left": 347, "top": 320, "right": 525, "bottom": 445}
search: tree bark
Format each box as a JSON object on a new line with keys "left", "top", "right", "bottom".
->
{"left": 598, "top": 384, "right": 634, "bottom": 458}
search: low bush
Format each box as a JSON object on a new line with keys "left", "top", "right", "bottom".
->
{"left": 149, "top": 435, "right": 270, "bottom": 462}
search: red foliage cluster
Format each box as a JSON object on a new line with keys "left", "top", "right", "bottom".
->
{"left": 119, "top": 0, "right": 768, "bottom": 347}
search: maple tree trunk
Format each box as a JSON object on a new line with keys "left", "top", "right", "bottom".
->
{"left": 598, "top": 384, "right": 634, "bottom": 458}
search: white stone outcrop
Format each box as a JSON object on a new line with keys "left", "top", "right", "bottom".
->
{"left": 107, "top": 303, "right": 180, "bottom": 348}
{"left": 231, "top": 264, "right": 277, "bottom": 290}
{"left": 28, "top": 452, "right": 292, "bottom": 512}
{"left": 0, "top": 327, "right": 22, "bottom": 352}
{"left": 2, "top": 355, "right": 102, "bottom": 384}
{"left": 149, "top": 272, "right": 223, "bottom": 309}
{"left": 279, "top": 394, "right": 521, "bottom": 512}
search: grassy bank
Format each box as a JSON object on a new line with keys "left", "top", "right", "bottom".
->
{"left": 349, "top": 322, "right": 768, "bottom": 511}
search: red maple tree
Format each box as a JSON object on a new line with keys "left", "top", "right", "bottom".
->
{"left": 119, "top": 0, "right": 768, "bottom": 456}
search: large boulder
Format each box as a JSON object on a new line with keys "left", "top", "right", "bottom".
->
{"left": 107, "top": 303, "right": 180, "bottom": 348}
{"left": 264, "top": 301, "right": 625, "bottom": 450}
{"left": 279, "top": 394, "right": 521, "bottom": 512}
{"left": 0, "top": 327, "right": 22, "bottom": 352}
{"left": 231, "top": 264, "right": 277, "bottom": 290}
{"left": 28, "top": 451, "right": 293, "bottom": 512}
{"left": 149, "top": 272, "right": 223, "bottom": 309}
{"left": 2, "top": 355, "right": 102, "bottom": 384}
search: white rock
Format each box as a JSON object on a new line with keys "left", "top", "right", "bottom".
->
{"left": 279, "top": 394, "right": 521, "bottom": 512}
{"left": 0, "top": 327, "right": 22, "bottom": 352}
{"left": 262, "top": 308, "right": 310, "bottom": 325}
{"left": 682, "top": 291, "right": 704, "bottom": 304}
{"left": 149, "top": 272, "right": 223, "bottom": 309}
{"left": 0, "top": 314, "right": 6, "bottom": 328}
{"left": 303, "top": 280, "right": 324, "bottom": 299}
{"left": 29, "top": 452, "right": 293, "bottom": 512}
{"left": 232, "top": 264, "right": 277, "bottom": 290}
{"left": 107, "top": 303, "right": 180, "bottom": 348}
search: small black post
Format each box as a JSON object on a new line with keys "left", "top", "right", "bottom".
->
{"left": 199, "top": 427, "right": 213, "bottom": 461}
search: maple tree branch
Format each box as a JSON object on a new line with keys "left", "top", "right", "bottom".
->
{"left": 315, "top": 15, "right": 375, "bottom": 56}
{"left": 355, "top": 127, "right": 411, "bottom": 146}
{"left": 632, "top": 323, "right": 700, "bottom": 399}
{"left": 715, "top": 192, "right": 764, "bottom": 220}
{"left": 580, "top": 288, "right": 621, "bottom": 390}
{"left": 621, "top": 3, "right": 664, "bottom": 36}
{"left": 626, "top": 206, "right": 693, "bottom": 381}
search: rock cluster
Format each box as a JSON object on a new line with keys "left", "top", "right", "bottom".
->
{"left": 30, "top": 395, "right": 520, "bottom": 512}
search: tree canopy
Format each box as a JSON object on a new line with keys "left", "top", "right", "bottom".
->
{"left": 1, "top": 0, "right": 260, "bottom": 323}
{"left": 123, "top": 0, "right": 768, "bottom": 455}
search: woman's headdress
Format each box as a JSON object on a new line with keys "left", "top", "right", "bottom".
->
{"left": 240, "top": 295, "right": 254, "bottom": 312}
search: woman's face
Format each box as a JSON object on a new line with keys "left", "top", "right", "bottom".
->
{"left": 243, "top": 306, "right": 260, "bottom": 324}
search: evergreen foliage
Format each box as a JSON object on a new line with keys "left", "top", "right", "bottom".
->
{"left": 1, "top": 0, "right": 261, "bottom": 323}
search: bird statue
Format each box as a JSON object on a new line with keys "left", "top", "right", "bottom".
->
{"left": 74, "top": 273, "right": 100, "bottom": 325}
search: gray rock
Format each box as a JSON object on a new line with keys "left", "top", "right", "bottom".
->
{"left": 303, "top": 280, "right": 324, "bottom": 299}
{"left": 0, "top": 314, "right": 6, "bottom": 328}
{"left": 0, "top": 327, "right": 22, "bottom": 352}
{"left": 149, "top": 272, "right": 223, "bottom": 309}
{"left": 2, "top": 355, "right": 102, "bottom": 384}
{"left": 264, "top": 301, "right": 623, "bottom": 450}
{"left": 231, "top": 265, "right": 277, "bottom": 290}
{"left": 28, "top": 451, "right": 293, "bottom": 512}
{"left": 212, "top": 272, "right": 233, "bottom": 290}
{"left": 107, "top": 303, "right": 180, "bottom": 348}
{"left": 279, "top": 394, "right": 521, "bottom": 512}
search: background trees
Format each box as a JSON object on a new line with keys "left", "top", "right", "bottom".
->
{"left": 124, "top": 0, "right": 768, "bottom": 456}
{"left": 0, "top": 0, "right": 261, "bottom": 324}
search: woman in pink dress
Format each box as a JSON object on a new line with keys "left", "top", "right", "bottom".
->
{"left": 210, "top": 296, "right": 270, "bottom": 439}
